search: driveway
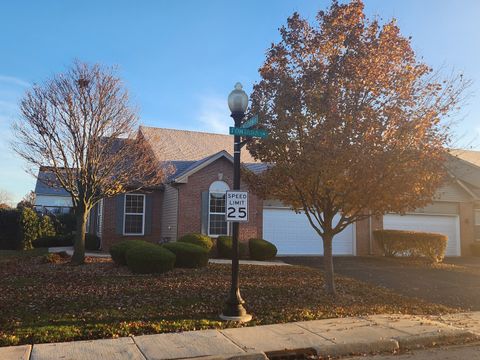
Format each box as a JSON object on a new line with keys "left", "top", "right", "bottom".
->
{"left": 280, "top": 256, "right": 480, "bottom": 310}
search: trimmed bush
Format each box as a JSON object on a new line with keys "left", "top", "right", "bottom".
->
{"left": 126, "top": 243, "right": 175, "bottom": 274}
{"left": 34, "top": 234, "right": 74, "bottom": 248}
{"left": 178, "top": 233, "right": 213, "bottom": 251}
{"left": 163, "top": 241, "right": 209, "bottom": 268}
{"left": 216, "top": 236, "right": 248, "bottom": 259}
{"left": 249, "top": 238, "right": 277, "bottom": 261}
{"left": 85, "top": 234, "right": 101, "bottom": 251}
{"left": 374, "top": 229, "right": 447, "bottom": 263}
{"left": 109, "top": 240, "right": 146, "bottom": 265}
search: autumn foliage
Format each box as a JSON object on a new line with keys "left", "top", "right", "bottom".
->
{"left": 246, "top": 0, "right": 468, "bottom": 294}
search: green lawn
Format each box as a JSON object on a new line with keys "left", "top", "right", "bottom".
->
{"left": 0, "top": 251, "right": 459, "bottom": 347}
{"left": 0, "top": 248, "right": 48, "bottom": 262}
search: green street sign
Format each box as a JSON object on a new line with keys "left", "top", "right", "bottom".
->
{"left": 229, "top": 127, "right": 268, "bottom": 139}
{"left": 241, "top": 115, "right": 258, "bottom": 129}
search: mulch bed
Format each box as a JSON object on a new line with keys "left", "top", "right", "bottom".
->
{"left": 0, "top": 253, "right": 459, "bottom": 346}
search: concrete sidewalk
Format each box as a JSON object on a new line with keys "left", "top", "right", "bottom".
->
{"left": 3, "top": 313, "right": 480, "bottom": 360}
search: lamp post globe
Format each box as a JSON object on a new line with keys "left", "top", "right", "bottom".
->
{"left": 220, "top": 82, "right": 252, "bottom": 322}
{"left": 228, "top": 82, "right": 249, "bottom": 114}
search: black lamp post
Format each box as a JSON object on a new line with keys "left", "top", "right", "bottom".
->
{"left": 220, "top": 83, "right": 252, "bottom": 322}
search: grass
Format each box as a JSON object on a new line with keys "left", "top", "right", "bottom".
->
{"left": 0, "top": 248, "right": 47, "bottom": 263}
{"left": 0, "top": 252, "right": 459, "bottom": 347}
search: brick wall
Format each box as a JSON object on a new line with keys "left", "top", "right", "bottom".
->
{"left": 459, "top": 202, "right": 475, "bottom": 256}
{"left": 355, "top": 215, "right": 383, "bottom": 256}
{"left": 100, "top": 190, "right": 163, "bottom": 251}
{"left": 177, "top": 157, "right": 263, "bottom": 242}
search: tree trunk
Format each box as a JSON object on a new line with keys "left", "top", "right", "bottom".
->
{"left": 71, "top": 207, "right": 87, "bottom": 265}
{"left": 322, "top": 232, "right": 337, "bottom": 296}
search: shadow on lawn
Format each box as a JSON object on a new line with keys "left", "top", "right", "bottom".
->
{"left": 0, "top": 253, "right": 459, "bottom": 347}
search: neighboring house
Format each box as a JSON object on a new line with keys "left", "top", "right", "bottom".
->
{"left": 34, "top": 126, "right": 480, "bottom": 256}
{"left": 34, "top": 167, "right": 73, "bottom": 214}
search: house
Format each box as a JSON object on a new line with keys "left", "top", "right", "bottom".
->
{"left": 34, "top": 167, "right": 73, "bottom": 214}
{"left": 35, "top": 126, "right": 480, "bottom": 256}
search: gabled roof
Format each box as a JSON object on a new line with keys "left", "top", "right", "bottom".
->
{"left": 139, "top": 126, "right": 258, "bottom": 163}
{"left": 172, "top": 150, "right": 233, "bottom": 183}
{"left": 34, "top": 167, "right": 70, "bottom": 197}
{"left": 164, "top": 150, "right": 267, "bottom": 184}
{"left": 450, "top": 149, "right": 480, "bottom": 168}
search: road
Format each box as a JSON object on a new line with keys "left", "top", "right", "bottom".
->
{"left": 344, "top": 344, "right": 480, "bottom": 359}
{"left": 280, "top": 256, "right": 480, "bottom": 310}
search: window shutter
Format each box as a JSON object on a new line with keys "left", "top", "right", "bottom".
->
{"left": 201, "top": 191, "right": 209, "bottom": 235}
{"left": 144, "top": 193, "right": 153, "bottom": 235}
{"left": 115, "top": 195, "right": 125, "bottom": 235}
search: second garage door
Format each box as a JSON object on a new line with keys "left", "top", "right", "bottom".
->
{"left": 263, "top": 208, "right": 355, "bottom": 255}
{"left": 383, "top": 214, "right": 461, "bottom": 256}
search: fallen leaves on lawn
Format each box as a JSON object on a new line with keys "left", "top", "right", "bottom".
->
{"left": 0, "top": 255, "right": 459, "bottom": 346}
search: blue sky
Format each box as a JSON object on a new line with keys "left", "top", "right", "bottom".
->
{"left": 0, "top": 0, "right": 479, "bottom": 202}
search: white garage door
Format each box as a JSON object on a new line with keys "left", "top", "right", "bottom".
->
{"left": 383, "top": 214, "right": 461, "bottom": 256}
{"left": 263, "top": 208, "right": 355, "bottom": 255}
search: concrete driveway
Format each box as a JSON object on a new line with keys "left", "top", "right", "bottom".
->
{"left": 280, "top": 256, "right": 480, "bottom": 310}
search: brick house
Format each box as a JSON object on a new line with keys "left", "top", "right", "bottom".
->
{"left": 36, "top": 126, "right": 480, "bottom": 256}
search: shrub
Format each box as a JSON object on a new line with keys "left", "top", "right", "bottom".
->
{"left": 126, "top": 243, "right": 175, "bottom": 274}
{"left": 162, "top": 242, "right": 209, "bottom": 268}
{"left": 0, "top": 209, "right": 58, "bottom": 250}
{"left": 19, "top": 208, "right": 39, "bottom": 250}
{"left": 33, "top": 234, "right": 74, "bottom": 248}
{"left": 178, "top": 233, "right": 213, "bottom": 251}
{"left": 374, "top": 229, "right": 447, "bottom": 263}
{"left": 216, "top": 236, "right": 248, "bottom": 259}
{"left": 109, "top": 240, "right": 148, "bottom": 265}
{"left": 249, "top": 238, "right": 277, "bottom": 261}
{"left": 85, "top": 234, "right": 101, "bottom": 251}
{"left": 55, "top": 213, "right": 76, "bottom": 235}
{"left": 38, "top": 215, "right": 56, "bottom": 238}
{"left": 0, "top": 209, "right": 21, "bottom": 250}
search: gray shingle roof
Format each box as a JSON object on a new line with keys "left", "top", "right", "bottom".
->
{"left": 34, "top": 168, "right": 70, "bottom": 196}
{"left": 140, "top": 126, "right": 258, "bottom": 163}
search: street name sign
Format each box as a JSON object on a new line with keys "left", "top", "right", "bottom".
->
{"left": 229, "top": 127, "right": 268, "bottom": 139}
{"left": 225, "top": 190, "right": 248, "bottom": 222}
{"left": 241, "top": 115, "right": 258, "bottom": 129}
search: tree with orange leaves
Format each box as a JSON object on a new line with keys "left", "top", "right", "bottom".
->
{"left": 246, "top": 0, "right": 469, "bottom": 295}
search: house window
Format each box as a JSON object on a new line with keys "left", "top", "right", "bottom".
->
{"left": 96, "top": 199, "right": 103, "bottom": 236}
{"left": 208, "top": 181, "right": 230, "bottom": 236}
{"left": 124, "top": 194, "right": 145, "bottom": 235}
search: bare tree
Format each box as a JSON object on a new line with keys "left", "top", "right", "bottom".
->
{"left": 16, "top": 190, "right": 35, "bottom": 209}
{"left": 13, "top": 61, "right": 169, "bottom": 264}
{"left": 0, "top": 189, "right": 13, "bottom": 208}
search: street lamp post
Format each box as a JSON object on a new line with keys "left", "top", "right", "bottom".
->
{"left": 220, "top": 83, "right": 252, "bottom": 322}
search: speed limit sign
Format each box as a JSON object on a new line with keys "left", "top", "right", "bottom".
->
{"left": 225, "top": 191, "right": 248, "bottom": 222}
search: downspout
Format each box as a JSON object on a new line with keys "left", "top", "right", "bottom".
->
{"left": 368, "top": 211, "right": 372, "bottom": 255}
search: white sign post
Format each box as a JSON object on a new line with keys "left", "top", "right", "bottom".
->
{"left": 225, "top": 191, "right": 248, "bottom": 222}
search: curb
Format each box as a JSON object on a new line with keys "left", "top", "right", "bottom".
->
{"left": 396, "top": 330, "right": 479, "bottom": 350}
{"left": 312, "top": 339, "right": 399, "bottom": 357}
{"left": 180, "top": 352, "right": 268, "bottom": 360}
